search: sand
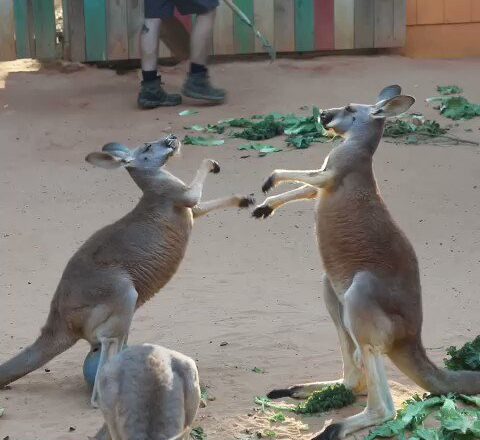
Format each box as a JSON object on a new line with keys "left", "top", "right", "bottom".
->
{"left": 0, "top": 55, "right": 479, "bottom": 439}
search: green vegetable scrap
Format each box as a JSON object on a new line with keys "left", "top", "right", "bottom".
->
{"left": 444, "top": 335, "right": 480, "bottom": 371}
{"left": 179, "top": 109, "right": 199, "bottom": 116}
{"left": 269, "top": 412, "right": 286, "bottom": 423}
{"left": 263, "top": 429, "right": 277, "bottom": 438}
{"left": 238, "top": 144, "right": 282, "bottom": 155}
{"left": 183, "top": 136, "right": 225, "bottom": 146}
{"left": 384, "top": 114, "right": 448, "bottom": 145}
{"left": 437, "top": 85, "right": 463, "bottom": 95}
{"left": 295, "top": 384, "right": 355, "bottom": 414}
{"left": 254, "top": 384, "right": 355, "bottom": 415}
{"left": 233, "top": 115, "right": 284, "bottom": 141}
{"left": 366, "top": 394, "right": 480, "bottom": 440}
{"left": 428, "top": 96, "right": 480, "bottom": 120}
{"left": 251, "top": 366, "right": 266, "bottom": 373}
{"left": 190, "top": 426, "right": 207, "bottom": 440}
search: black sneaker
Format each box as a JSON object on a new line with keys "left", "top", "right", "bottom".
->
{"left": 137, "top": 78, "right": 182, "bottom": 109}
{"left": 182, "top": 72, "right": 226, "bottom": 104}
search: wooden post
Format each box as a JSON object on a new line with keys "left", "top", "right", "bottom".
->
{"left": 0, "top": 0, "right": 18, "bottom": 61}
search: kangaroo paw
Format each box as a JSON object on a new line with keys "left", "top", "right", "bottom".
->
{"left": 262, "top": 175, "right": 275, "bottom": 193}
{"left": 311, "top": 423, "right": 343, "bottom": 440}
{"left": 238, "top": 196, "right": 255, "bottom": 208}
{"left": 209, "top": 160, "right": 220, "bottom": 174}
{"left": 252, "top": 205, "right": 273, "bottom": 219}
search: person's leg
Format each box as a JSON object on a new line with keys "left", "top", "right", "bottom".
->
{"left": 138, "top": 0, "right": 182, "bottom": 109}
{"left": 176, "top": 0, "right": 225, "bottom": 103}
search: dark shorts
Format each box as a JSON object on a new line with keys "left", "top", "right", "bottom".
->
{"left": 144, "top": 0, "right": 219, "bottom": 19}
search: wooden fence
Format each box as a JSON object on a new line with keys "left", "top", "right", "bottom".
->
{"left": 0, "top": 0, "right": 406, "bottom": 62}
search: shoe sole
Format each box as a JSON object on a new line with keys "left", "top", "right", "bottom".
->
{"left": 181, "top": 89, "right": 225, "bottom": 104}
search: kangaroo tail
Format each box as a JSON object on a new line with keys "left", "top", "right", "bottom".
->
{"left": 0, "top": 307, "right": 77, "bottom": 387}
{"left": 389, "top": 337, "right": 480, "bottom": 395}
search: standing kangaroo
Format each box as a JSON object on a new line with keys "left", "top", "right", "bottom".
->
{"left": 0, "top": 135, "right": 253, "bottom": 406}
{"left": 93, "top": 344, "right": 200, "bottom": 440}
{"left": 253, "top": 86, "right": 480, "bottom": 439}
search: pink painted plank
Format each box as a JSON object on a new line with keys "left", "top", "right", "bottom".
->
{"left": 315, "top": 0, "right": 334, "bottom": 50}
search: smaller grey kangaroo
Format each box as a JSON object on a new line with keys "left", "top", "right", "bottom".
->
{"left": 253, "top": 86, "right": 480, "bottom": 439}
{"left": 0, "top": 135, "right": 253, "bottom": 406}
{"left": 93, "top": 344, "right": 200, "bottom": 440}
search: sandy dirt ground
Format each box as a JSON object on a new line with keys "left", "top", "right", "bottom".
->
{"left": 0, "top": 55, "right": 479, "bottom": 439}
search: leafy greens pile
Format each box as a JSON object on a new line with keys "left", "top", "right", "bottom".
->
{"left": 444, "top": 336, "right": 480, "bottom": 371}
{"left": 254, "top": 384, "right": 355, "bottom": 415}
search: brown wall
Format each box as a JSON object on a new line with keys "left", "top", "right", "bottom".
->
{"left": 403, "top": 0, "right": 480, "bottom": 58}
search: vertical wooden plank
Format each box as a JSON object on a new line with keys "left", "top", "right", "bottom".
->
{"left": 406, "top": 0, "right": 417, "bottom": 25}
{"left": 315, "top": 0, "right": 334, "bottom": 50}
{"left": 32, "top": 0, "right": 56, "bottom": 58}
{"left": 253, "top": 0, "right": 274, "bottom": 53}
{"left": 374, "top": 0, "right": 395, "bottom": 47}
{"left": 274, "top": 0, "right": 295, "bottom": 52}
{"left": 294, "top": 0, "right": 315, "bottom": 51}
{"left": 0, "top": 0, "right": 16, "bottom": 61}
{"left": 416, "top": 0, "right": 444, "bottom": 24}
{"left": 13, "top": 0, "right": 33, "bottom": 58}
{"left": 213, "top": 2, "right": 234, "bottom": 54}
{"left": 84, "top": 0, "right": 107, "bottom": 61}
{"left": 63, "top": 0, "right": 85, "bottom": 61}
{"left": 126, "top": 0, "right": 143, "bottom": 59}
{"left": 233, "top": 0, "right": 254, "bottom": 54}
{"left": 393, "top": 0, "right": 406, "bottom": 45}
{"left": 107, "top": 0, "right": 128, "bottom": 60}
{"left": 334, "top": 0, "right": 354, "bottom": 49}
{"left": 354, "top": 0, "right": 375, "bottom": 48}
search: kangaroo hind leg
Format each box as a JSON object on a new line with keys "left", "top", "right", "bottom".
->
{"left": 268, "top": 275, "right": 366, "bottom": 400}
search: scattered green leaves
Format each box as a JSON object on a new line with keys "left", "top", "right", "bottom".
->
{"left": 190, "top": 427, "right": 207, "bottom": 440}
{"left": 437, "top": 85, "right": 463, "bottom": 95}
{"left": 295, "top": 384, "right": 356, "bottom": 414}
{"left": 252, "top": 366, "right": 266, "bottom": 373}
{"left": 269, "top": 412, "right": 286, "bottom": 423}
{"left": 444, "top": 336, "right": 480, "bottom": 371}
{"left": 0, "top": 407, "right": 4, "bottom": 417}
{"left": 179, "top": 109, "right": 199, "bottom": 116}
{"left": 238, "top": 144, "right": 282, "bottom": 155}
{"left": 233, "top": 115, "right": 284, "bottom": 141}
{"left": 428, "top": 96, "right": 480, "bottom": 120}
{"left": 263, "top": 430, "right": 277, "bottom": 438}
{"left": 185, "top": 124, "right": 206, "bottom": 132}
{"left": 183, "top": 136, "right": 225, "bottom": 147}
{"left": 384, "top": 114, "right": 448, "bottom": 145}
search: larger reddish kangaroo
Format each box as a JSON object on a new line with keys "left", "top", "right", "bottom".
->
{"left": 253, "top": 86, "right": 480, "bottom": 439}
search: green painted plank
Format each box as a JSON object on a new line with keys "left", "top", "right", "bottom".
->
{"left": 233, "top": 0, "right": 254, "bottom": 54}
{"left": 107, "top": 0, "right": 128, "bottom": 59}
{"left": 14, "top": 0, "right": 33, "bottom": 58}
{"left": 354, "top": 0, "right": 374, "bottom": 48}
{"left": 84, "top": 0, "right": 107, "bottom": 61}
{"left": 294, "top": 0, "right": 314, "bottom": 52}
{"left": 32, "top": 0, "right": 56, "bottom": 58}
{"left": 0, "top": 0, "right": 16, "bottom": 60}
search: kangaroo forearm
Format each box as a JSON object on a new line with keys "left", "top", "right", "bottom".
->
{"left": 267, "top": 185, "right": 318, "bottom": 210}
{"left": 272, "top": 169, "right": 335, "bottom": 188}
{"left": 192, "top": 196, "right": 243, "bottom": 218}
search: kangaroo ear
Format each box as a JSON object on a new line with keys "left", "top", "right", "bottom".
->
{"left": 377, "top": 85, "right": 402, "bottom": 102}
{"left": 371, "top": 95, "right": 415, "bottom": 119}
{"left": 85, "top": 152, "right": 128, "bottom": 169}
{"left": 102, "top": 142, "right": 132, "bottom": 159}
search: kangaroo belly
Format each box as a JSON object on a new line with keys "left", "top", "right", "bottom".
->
{"left": 315, "top": 193, "right": 417, "bottom": 289}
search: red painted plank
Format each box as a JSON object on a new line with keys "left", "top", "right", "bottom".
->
{"left": 174, "top": 8, "right": 192, "bottom": 32}
{"left": 315, "top": 0, "right": 334, "bottom": 50}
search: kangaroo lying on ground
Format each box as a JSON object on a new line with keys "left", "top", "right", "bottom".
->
{"left": 0, "top": 135, "right": 253, "bottom": 406}
{"left": 93, "top": 344, "right": 200, "bottom": 440}
{"left": 253, "top": 86, "right": 480, "bottom": 439}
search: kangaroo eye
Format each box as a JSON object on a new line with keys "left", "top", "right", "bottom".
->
{"left": 345, "top": 105, "right": 355, "bottom": 113}
{"left": 143, "top": 143, "right": 152, "bottom": 153}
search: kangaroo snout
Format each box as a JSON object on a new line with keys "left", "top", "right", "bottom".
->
{"left": 320, "top": 110, "right": 335, "bottom": 127}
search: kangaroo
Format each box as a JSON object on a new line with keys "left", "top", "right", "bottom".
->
{"left": 253, "top": 86, "right": 480, "bottom": 439}
{"left": 93, "top": 344, "right": 200, "bottom": 440}
{"left": 0, "top": 135, "right": 253, "bottom": 407}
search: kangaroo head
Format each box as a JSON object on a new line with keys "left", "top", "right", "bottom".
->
{"left": 320, "top": 85, "right": 415, "bottom": 145}
{"left": 85, "top": 134, "right": 180, "bottom": 171}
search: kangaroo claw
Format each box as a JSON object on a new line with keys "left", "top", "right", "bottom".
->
{"left": 239, "top": 196, "right": 255, "bottom": 208}
{"left": 262, "top": 175, "right": 275, "bottom": 193}
{"left": 210, "top": 161, "right": 220, "bottom": 174}
{"left": 252, "top": 205, "right": 273, "bottom": 219}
